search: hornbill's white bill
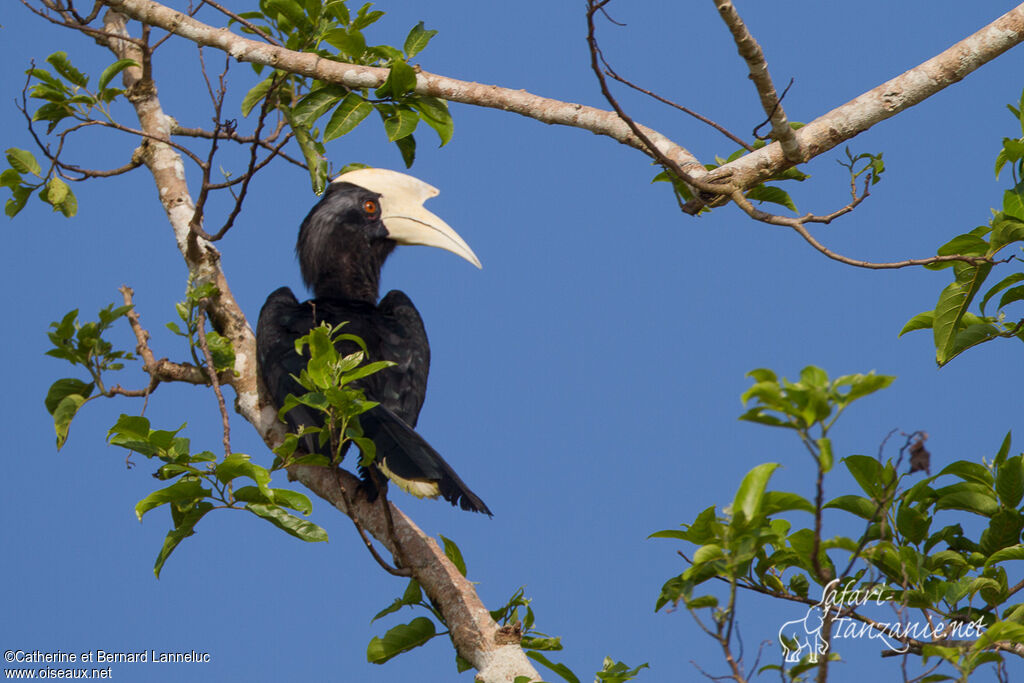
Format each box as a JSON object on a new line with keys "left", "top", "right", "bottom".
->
{"left": 333, "top": 168, "right": 482, "bottom": 269}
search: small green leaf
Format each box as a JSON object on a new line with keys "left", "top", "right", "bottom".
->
{"left": 46, "top": 51, "right": 88, "bottom": 88}
{"left": 731, "top": 463, "right": 779, "bottom": 528}
{"left": 246, "top": 502, "right": 328, "bottom": 542}
{"left": 41, "top": 177, "right": 70, "bottom": 210}
{"left": 292, "top": 85, "right": 347, "bottom": 128}
{"left": 45, "top": 378, "right": 94, "bottom": 415}
{"left": 366, "top": 617, "right": 437, "bottom": 664}
{"left": 232, "top": 486, "right": 313, "bottom": 514}
{"left": 323, "top": 93, "right": 374, "bottom": 142}
{"left": 153, "top": 501, "right": 213, "bottom": 578}
{"left": 98, "top": 59, "right": 138, "bottom": 90}
{"left": 409, "top": 96, "right": 453, "bottom": 146}
{"left": 985, "top": 545, "right": 1024, "bottom": 567}
{"left": 135, "top": 479, "right": 210, "bottom": 521}
{"left": 53, "top": 393, "right": 87, "bottom": 449}
{"left": 824, "top": 495, "right": 880, "bottom": 520}
{"left": 899, "top": 311, "right": 935, "bottom": 336}
{"left": 6, "top": 148, "right": 42, "bottom": 176}
{"left": 526, "top": 651, "right": 581, "bottom": 683}
{"left": 383, "top": 106, "right": 419, "bottom": 142}
{"left": 745, "top": 184, "right": 797, "bottom": 213}
{"left": 439, "top": 534, "right": 467, "bottom": 576}
{"left": 996, "top": 455, "right": 1024, "bottom": 507}
{"left": 377, "top": 59, "right": 417, "bottom": 99}
{"left": 403, "top": 21, "right": 438, "bottom": 58}
{"left": 241, "top": 75, "right": 277, "bottom": 117}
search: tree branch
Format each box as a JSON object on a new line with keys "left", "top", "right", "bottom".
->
{"left": 99, "top": 8, "right": 540, "bottom": 681}
{"left": 99, "top": 0, "right": 1024, "bottom": 196}
{"left": 711, "top": 0, "right": 800, "bottom": 161}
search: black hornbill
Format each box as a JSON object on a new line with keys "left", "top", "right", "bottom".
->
{"left": 257, "top": 168, "right": 491, "bottom": 515}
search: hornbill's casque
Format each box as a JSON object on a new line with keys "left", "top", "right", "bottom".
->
{"left": 257, "top": 168, "right": 491, "bottom": 515}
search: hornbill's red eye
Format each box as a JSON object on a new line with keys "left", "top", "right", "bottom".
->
{"left": 363, "top": 199, "right": 379, "bottom": 216}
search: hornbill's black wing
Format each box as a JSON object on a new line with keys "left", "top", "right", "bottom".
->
{"left": 256, "top": 286, "right": 491, "bottom": 515}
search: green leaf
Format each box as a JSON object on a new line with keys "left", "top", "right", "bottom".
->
{"left": 53, "top": 393, "right": 87, "bottom": 450}
{"left": 46, "top": 51, "right": 88, "bottom": 88}
{"left": 323, "top": 93, "right": 374, "bottom": 142}
{"left": 731, "top": 463, "right": 779, "bottom": 528}
{"left": 762, "top": 491, "right": 815, "bottom": 515}
{"left": 241, "top": 75, "right": 277, "bottom": 117}
{"left": 981, "top": 272, "right": 1024, "bottom": 313}
{"left": 153, "top": 501, "right": 213, "bottom": 578}
{"left": 135, "top": 479, "right": 210, "bottom": 521}
{"left": 6, "top": 148, "right": 41, "bottom": 176}
{"left": 403, "top": 21, "right": 437, "bottom": 58}
{"left": 844, "top": 455, "right": 884, "bottom": 496}
{"left": 378, "top": 59, "right": 417, "bottom": 99}
{"left": 45, "top": 378, "right": 94, "bottom": 415}
{"left": 246, "top": 502, "right": 328, "bottom": 542}
{"left": 526, "top": 651, "right": 581, "bottom": 683}
{"left": 383, "top": 106, "right": 419, "bottom": 142}
{"left": 745, "top": 184, "right": 797, "bottom": 213}
{"left": 996, "top": 455, "right": 1024, "bottom": 507}
{"left": 98, "top": 59, "right": 138, "bottom": 90}
{"left": 410, "top": 96, "right": 453, "bottom": 146}
{"left": 40, "top": 177, "right": 69, "bottom": 210}
{"left": 896, "top": 505, "right": 930, "bottom": 545}
{"left": 439, "top": 534, "right": 467, "bottom": 576}
{"left": 215, "top": 453, "right": 271, "bottom": 488}
{"left": 824, "top": 494, "right": 880, "bottom": 520}
{"left": 395, "top": 133, "right": 416, "bottom": 168}
{"left": 934, "top": 483, "right": 999, "bottom": 518}
{"left": 366, "top": 617, "right": 437, "bottom": 664}
{"left": 939, "top": 460, "right": 994, "bottom": 486}
{"left": 232, "top": 486, "right": 313, "bottom": 514}
{"left": 899, "top": 311, "right": 934, "bottom": 336}
{"left": 370, "top": 580, "right": 422, "bottom": 623}
{"left": 292, "top": 85, "right": 347, "bottom": 128}
{"left": 985, "top": 545, "right": 1024, "bottom": 567}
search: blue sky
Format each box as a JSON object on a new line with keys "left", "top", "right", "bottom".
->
{"left": 2, "top": 1, "right": 1023, "bottom": 681}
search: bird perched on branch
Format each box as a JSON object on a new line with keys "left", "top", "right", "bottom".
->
{"left": 257, "top": 168, "right": 491, "bottom": 515}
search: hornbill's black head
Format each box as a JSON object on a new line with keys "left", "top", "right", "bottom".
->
{"left": 296, "top": 168, "right": 481, "bottom": 301}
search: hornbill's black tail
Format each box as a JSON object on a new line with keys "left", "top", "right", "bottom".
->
{"left": 358, "top": 405, "right": 492, "bottom": 515}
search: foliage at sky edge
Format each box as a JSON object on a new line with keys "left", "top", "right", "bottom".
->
{"left": 4, "top": 1, "right": 1024, "bottom": 681}
{"left": 656, "top": 366, "right": 1024, "bottom": 681}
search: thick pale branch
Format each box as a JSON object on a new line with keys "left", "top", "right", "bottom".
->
{"left": 712, "top": 0, "right": 800, "bottom": 161}
{"left": 100, "top": 0, "right": 704, "bottom": 175}
{"left": 100, "top": 0, "right": 1024, "bottom": 196}
{"left": 97, "top": 8, "right": 539, "bottom": 682}
{"left": 722, "top": 3, "right": 1024, "bottom": 189}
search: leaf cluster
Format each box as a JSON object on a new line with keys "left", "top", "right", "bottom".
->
{"left": 3, "top": 53, "right": 137, "bottom": 218}
{"left": 272, "top": 322, "right": 393, "bottom": 469}
{"left": 44, "top": 304, "right": 135, "bottom": 448}
{"left": 107, "top": 415, "right": 324, "bottom": 577}
{"left": 165, "top": 279, "right": 235, "bottom": 373}
{"left": 236, "top": 1, "right": 452, "bottom": 191}
{"left": 902, "top": 89, "right": 1024, "bottom": 365}
{"left": 656, "top": 367, "right": 1024, "bottom": 679}
{"left": 366, "top": 535, "right": 647, "bottom": 683}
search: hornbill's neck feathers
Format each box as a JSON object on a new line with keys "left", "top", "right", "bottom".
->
{"left": 297, "top": 168, "right": 480, "bottom": 302}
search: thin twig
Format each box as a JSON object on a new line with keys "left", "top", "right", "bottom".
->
{"left": 334, "top": 469, "right": 412, "bottom": 577}
{"left": 604, "top": 69, "right": 753, "bottom": 151}
{"left": 196, "top": 305, "right": 232, "bottom": 460}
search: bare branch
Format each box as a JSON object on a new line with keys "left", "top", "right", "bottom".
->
{"left": 712, "top": 0, "right": 801, "bottom": 161}
{"left": 100, "top": 0, "right": 1024, "bottom": 197}
{"left": 605, "top": 69, "right": 753, "bottom": 151}
{"left": 195, "top": 306, "right": 231, "bottom": 460}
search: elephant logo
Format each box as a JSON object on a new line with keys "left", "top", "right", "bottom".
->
{"left": 777, "top": 604, "right": 829, "bottom": 663}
